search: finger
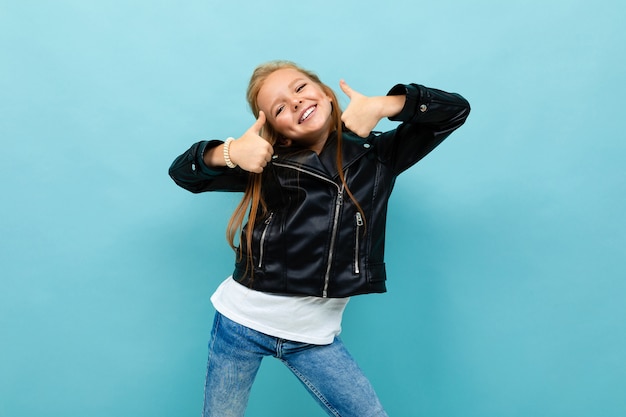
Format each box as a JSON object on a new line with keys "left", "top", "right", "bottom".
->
{"left": 251, "top": 110, "right": 266, "bottom": 133}
{"left": 339, "top": 79, "right": 354, "bottom": 98}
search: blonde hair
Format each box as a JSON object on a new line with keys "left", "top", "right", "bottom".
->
{"left": 228, "top": 60, "right": 363, "bottom": 276}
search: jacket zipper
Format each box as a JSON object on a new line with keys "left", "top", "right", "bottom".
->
{"left": 258, "top": 212, "right": 274, "bottom": 268}
{"left": 322, "top": 185, "right": 344, "bottom": 297}
{"left": 272, "top": 162, "right": 346, "bottom": 297}
{"left": 354, "top": 212, "right": 363, "bottom": 274}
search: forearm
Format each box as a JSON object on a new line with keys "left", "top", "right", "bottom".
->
{"left": 378, "top": 83, "right": 470, "bottom": 174}
{"left": 168, "top": 140, "right": 247, "bottom": 193}
{"left": 388, "top": 83, "right": 470, "bottom": 126}
{"left": 203, "top": 142, "right": 227, "bottom": 168}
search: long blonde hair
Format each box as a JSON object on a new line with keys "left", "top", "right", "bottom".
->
{"left": 228, "top": 60, "right": 363, "bottom": 275}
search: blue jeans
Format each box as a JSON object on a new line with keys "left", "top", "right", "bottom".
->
{"left": 202, "top": 312, "right": 388, "bottom": 417}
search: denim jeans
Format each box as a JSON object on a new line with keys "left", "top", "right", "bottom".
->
{"left": 202, "top": 312, "right": 388, "bottom": 417}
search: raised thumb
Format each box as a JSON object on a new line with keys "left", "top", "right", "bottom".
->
{"left": 339, "top": 79, "right": 353, "bottom": 97}
{"left": 253, "top": 110, "right": 266, "bottom": 132}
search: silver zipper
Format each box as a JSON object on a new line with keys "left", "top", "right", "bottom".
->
{"left": 354, "top": 212, "right": 363, "bottom": 274}
{"left": 272, "top": 162, "right": 342, "bottom": 190}
{"left": 322, "top": 186, "right": 344, "bottom": 297}
{"left": 272, "top": 162, "right": 346, "bottom": 297}
{"left": 258, "top": 212, "right": 274, "bottom": 268}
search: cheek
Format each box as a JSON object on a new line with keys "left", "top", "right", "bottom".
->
{"left": 274, "top": 117, "right": 294, "bottom": 133}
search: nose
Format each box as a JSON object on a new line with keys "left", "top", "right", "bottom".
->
{"left": 293, "top": 98, "right": 302, "bottom": 110}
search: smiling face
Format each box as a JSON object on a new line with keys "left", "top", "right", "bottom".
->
{"left": 256, "top": 68, "right": 334, "bottom": 153}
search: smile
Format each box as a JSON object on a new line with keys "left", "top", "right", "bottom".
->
{"left": 298, "top": 105, "right": 316, "bottom": 124}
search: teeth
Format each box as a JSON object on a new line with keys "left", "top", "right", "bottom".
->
{"left": 300, "top": 106, "right": 315, "bottom": 123}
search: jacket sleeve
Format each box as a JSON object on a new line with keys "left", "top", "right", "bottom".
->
{"left": 375, "top": 83, "right": 470, "bottom": 175}
{"left": 168, "top": 139, "right": 249, "bottom": 193}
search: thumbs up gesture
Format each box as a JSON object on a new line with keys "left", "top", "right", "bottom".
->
{"left": 228, "top": 111, "right": 275, "bottom": 173}
{"left": 340, "top": 80, "right": 405, "bottom": 138}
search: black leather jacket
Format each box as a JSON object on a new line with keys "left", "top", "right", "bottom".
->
{"left": 169, "top": 83, "right": 470, "bottom": 297}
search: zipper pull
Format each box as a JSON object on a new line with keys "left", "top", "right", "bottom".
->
{"left": 355, "top": 212, "right": 363, "bottom": 226}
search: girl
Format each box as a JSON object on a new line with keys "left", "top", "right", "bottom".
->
{"left": 169, "top": 60, "right": 470, "bottom": 417}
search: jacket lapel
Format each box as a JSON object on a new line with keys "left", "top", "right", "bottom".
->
{"left": 320, "top": 131, "right": 373, "bottom": 179}
{"left": 273, "top": 130, "right": 373, "bottom": 180}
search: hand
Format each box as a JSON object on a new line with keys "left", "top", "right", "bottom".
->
{"left": 229, "top": 111, "right": 274, "bottom": 173}
{"left": 339, "top": 80, "right": 406, "bottom": 138}
{"left": 339, "top": 80, "right": 384, "bottom": 137}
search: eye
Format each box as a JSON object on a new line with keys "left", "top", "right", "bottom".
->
{"left": 296, "top": 83, "right": 307, "bottom": 92}
{"left": 275, "top": 105, "right": 284, "bottom": 117}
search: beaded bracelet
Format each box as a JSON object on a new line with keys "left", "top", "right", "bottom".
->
{"left": 223, "top": 137, "right": 237, "bottom": 168}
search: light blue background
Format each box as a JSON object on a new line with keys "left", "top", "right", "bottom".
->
{"left": 1, "top": 0, "right": 624, "bottom": 416}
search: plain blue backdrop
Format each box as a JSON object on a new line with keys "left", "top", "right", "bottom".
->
{"left": 1, "top": 0, "right": 624, "bottom": 416}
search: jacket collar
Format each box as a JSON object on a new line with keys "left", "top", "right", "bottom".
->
{"left": 272, "top": 130, "right": 373, "bottom": 180}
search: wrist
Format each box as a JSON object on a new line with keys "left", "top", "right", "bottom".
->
{"left": 380, "top": 95, "right": 405, "bottom": 119}
{"left": 223, "top": 137, "right": 237, "bottom": 168}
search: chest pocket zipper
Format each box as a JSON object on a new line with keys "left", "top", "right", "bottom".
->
{"left": 354, "top": 212, "right": 364, "bottom": 274}
{"left": 258, "top": 212, "right": 274, "bottom": 268}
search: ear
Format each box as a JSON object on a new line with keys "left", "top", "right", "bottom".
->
{"left": 278, "top": 137, "right": 293, "bottom": 147}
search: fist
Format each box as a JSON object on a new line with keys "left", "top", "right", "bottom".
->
{"left": 229, "top": 111, "right": 274, "bottom": 173}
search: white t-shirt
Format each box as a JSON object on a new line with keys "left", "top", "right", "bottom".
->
{"left": 210, "top": 276, "right": 349, "bottom": 345}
